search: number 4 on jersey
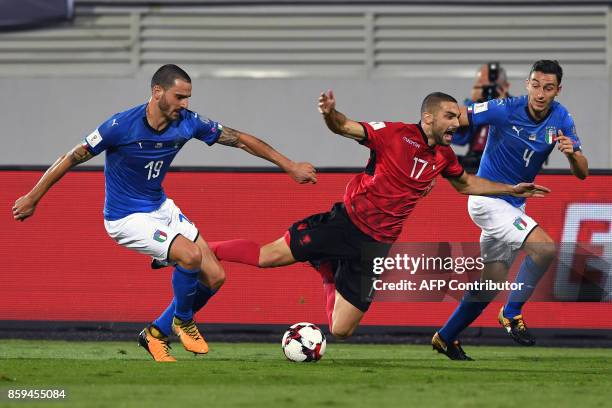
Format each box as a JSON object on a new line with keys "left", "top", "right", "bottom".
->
{"left": 523, "top": 149, "right": 534, "bottom": 167}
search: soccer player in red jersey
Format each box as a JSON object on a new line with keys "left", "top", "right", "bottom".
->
{"left": 209, "top": 91, "right": 550, "bottom": 341}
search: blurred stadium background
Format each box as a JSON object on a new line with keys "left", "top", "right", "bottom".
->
{"left": 1, "top": 0, "right": 611, "bottom": 346}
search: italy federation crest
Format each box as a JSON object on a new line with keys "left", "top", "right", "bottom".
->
{"left": 545, "top": 126, "right": 556, "bottom": 144}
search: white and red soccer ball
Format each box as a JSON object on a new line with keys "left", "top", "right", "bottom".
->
{"left": 282, "top": 322, "right": 326, "bottom": 362}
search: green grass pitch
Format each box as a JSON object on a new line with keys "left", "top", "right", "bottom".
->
{"left": 1, "top": 339, "right": 611, "bottom": 407}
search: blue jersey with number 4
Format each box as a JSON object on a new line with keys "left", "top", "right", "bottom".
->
{"left": 83, "top": 103, "right": 222, "bottom": 220}
{"left": 468, "top": 95, "right": 582, "bottom": 208}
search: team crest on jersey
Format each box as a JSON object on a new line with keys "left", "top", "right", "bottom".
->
{"left": 153, "top": 230, "right": 168, "bottom": 243}
{"left": 545, "top": 127, "right": 556, "bottom": 144}
{"left": 513, "top": 217, "right": 528, "bottom": 231}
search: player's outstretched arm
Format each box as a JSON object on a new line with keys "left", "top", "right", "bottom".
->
{"left": 556, "top": 129, "right": 588, "bottom": 180}
{"left": 216, "top": 126, "right": 317, "bottom": 184}
{"left": 12, "top": 143, "right": 93, "bottom": 221}
{"left": 447, "top": 172, "right": 551, "bottom": 198}
{"left": 458, "top": 105, "right": 470, "bottom": 128}
{"left": 318, "top": 90, "right": 366, "bottom": 141}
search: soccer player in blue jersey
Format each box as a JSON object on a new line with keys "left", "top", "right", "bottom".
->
{"left": 12, "top": 64, "right": 317, "bottom": 362}
{"left": 432, "top": 60, "right": 589, "bottom": 360}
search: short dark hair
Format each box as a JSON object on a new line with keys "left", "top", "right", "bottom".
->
{"left": 151, "top": 64, "right": 191, "bottom": 90}
{"left": 420, "top": 92, "right": 458, "bottom": 115}
{"left": 529, "top": 60, "right": 563, "bottom": 84}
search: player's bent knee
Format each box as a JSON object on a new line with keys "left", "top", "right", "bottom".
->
{"left": 258, "top": 238, "right": 295, "bottom": 268}
{"left": 179, "top": 245, "right": 203, "bottom": 270}
{"left": 259, "top": 251, "right": 281, "bottom": 268}
{"left": 532, "top": 240, "right": 557, "bottom": 265}
{"left": 539, "top": 244, "right": 557, "bottom": 265}
{"left": 204, "top": 275, "right": 225, "bottom": 291}
{"left": 331, "top": 325, "right": 354, "bottom": 340}
{"left": 330, "top": 318, "right": 358, "bottom": 340}
{"left": 259, "top": 248, "right": 292, "bottom": 268}
{"left": 212, "top": 275, "right": 225, "bottom": 289}
{"left": 199, "top": 263, "right": 225, "bottom": 289}
{"left": 208, "top": 268, "right": 226, "bottom": 289}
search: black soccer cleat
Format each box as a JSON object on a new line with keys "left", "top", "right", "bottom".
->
{"left": 432, "top": 332, "right": 474, "bottom": 361}
{"left": 498, "top": 307, "right": 536, "bottom": 346}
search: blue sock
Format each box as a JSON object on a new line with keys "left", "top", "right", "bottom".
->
{"left": 153, "top": 282, "right": 217, "bottom": 336}
{"left": 192, "top": 281, "right": 217, "bottom": 313}
{"left": 153, "top": 299, "right": 176, "bottom": 336}
{"left": 438, "top": 289, "right": 495, "bottom": 343}
{"left": 504, "top": 256, "right": 548, "bottom": 318}
{"left": 172, "top": 265, "right": 200, "bottom": 322}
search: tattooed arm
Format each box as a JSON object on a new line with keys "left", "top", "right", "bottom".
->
{"left": 12, "top": 143, "right": 93, "bottom": 221}
{"left": 216, "top": 126, "right": 317, "bottom": 184}
{"left": 216, "top": 126, "right": 256, "bottom": 154}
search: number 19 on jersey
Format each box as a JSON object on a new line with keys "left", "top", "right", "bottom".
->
{"left": 145, "top": 160, "right": 164, "bottom": 180}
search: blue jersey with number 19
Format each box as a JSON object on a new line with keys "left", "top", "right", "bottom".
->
{"left": 83, "top": 103, "right": 222, "bottom": 221}
{"left": 468, "top": 95, "right": 582, "bottom": 208}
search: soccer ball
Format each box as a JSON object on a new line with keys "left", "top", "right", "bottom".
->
{"left": 281, "top": 322, "right": 326, "bottom": 362}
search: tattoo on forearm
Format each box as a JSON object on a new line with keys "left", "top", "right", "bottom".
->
{"left": 217, "top": 126, "right": 242, "bottom": 147}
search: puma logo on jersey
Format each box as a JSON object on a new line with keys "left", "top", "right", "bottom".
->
{"left": 111, "top": 119, "right": 119, "bottom": 126}
{"left": 512, "top": 126, "right": 523, "bottom": 136}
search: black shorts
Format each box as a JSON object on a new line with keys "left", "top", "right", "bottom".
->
{"left": 288, "top": 202, "right": 391, "bottom": 312}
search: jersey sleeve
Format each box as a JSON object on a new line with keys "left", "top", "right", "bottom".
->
{"left": 451, "top": 127, "right": 472, "bottom": 146}
{"left": 441, "top": 148, "right": 465, "bottom": 178}
{"left": 359, "top": 121, "right": 395, "bottom": 151}
{"left": 467, "top": 98, "right": 512, "bottom": 128}
{"left": 83, "top": 116, "right": 123, "bottom": 156}
{"left": 561, "top": 113, "right": 583, "bottom": 152}
{"left": 190, "top": 112, "right": 222, "bottom": 146}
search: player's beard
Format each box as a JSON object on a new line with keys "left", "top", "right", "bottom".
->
{"left": 158, "top": 94, "right": 180, "bottom": 121}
